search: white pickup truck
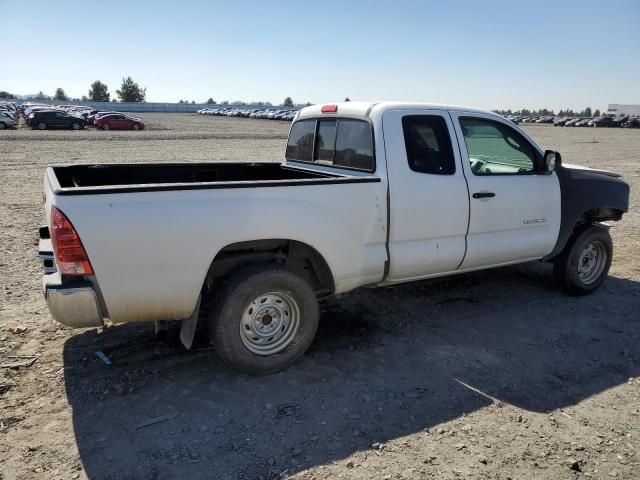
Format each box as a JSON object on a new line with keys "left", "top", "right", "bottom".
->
{"left": 40, "top": 102, "right": 630, "bottom": 374}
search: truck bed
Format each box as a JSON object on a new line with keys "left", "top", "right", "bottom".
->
{"left": 50, "top": 162, "right": 352, "bottom": 195}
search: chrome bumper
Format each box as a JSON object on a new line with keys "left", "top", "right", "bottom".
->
{"left": 42, "top": 273, "right": 103, "bottom": 328}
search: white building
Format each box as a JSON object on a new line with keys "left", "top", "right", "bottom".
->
{"left": 607, "top": 104, "right": 640, "bottom": 117}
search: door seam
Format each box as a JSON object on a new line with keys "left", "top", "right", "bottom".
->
{"left": 448, "top": 111, "right": 471, "bottom": 270}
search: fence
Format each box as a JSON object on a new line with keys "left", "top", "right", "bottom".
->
{"left": 19, "top": 100, "right": 293, "bottom": 113}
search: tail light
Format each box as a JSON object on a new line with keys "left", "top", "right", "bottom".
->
{"left": 50, "top": 206, "right": 94, "bottom": 275}
{"left": 321, "top": 105, "right": 338, "bottom": 113}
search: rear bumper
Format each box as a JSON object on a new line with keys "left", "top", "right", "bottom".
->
{"left": 42, "top": 273, "right": 103, "bottom": 328}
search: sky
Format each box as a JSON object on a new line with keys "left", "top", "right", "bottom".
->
{"left": 1, "top": 0, "right": 638, "bottom": 111}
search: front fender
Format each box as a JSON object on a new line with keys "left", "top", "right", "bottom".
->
{"left": 545, "top": 166, "right": 630, "bottom": 259}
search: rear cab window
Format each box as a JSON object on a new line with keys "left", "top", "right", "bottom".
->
{"left": 286, "top": 118, "right": 374, "bottom": 172}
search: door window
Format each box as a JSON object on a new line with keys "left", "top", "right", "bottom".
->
{"left": 459, "top": 117, "right": 538, "bottom": 175}
{"left": 402, "top": 115, "right": 455, "bottom": 174}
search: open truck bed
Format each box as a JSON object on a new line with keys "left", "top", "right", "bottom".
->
{"left": 47, "top": 162, "right": 375, "bottom": 195}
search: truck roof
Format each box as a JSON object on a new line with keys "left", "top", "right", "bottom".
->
{"left": 297, "top": 101, "right": 493, "bottom": 120}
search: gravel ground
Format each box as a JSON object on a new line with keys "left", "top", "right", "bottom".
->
{"left": 0, "top": 114, "right": 638, "bottom": 480}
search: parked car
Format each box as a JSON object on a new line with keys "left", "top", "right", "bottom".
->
{"left": 0, "top": 102, "right": 18, "bottom": 112}
{"left": 554, "top": 117, "right": 572, "bottom": 127}
{"left": 612, "top": 116, "right": 629, "bottom": 127}
{"left": 39, "top": 101, "right": 629, "bottom": 374}
{"left": 588, "top": 117, "right": 615, "bottom": 128}
{"left": 86, "top": 111, "right": 119, "bottom": 125}
{"left": 95, "top": 113, "right": 145, "bottom": 130}
{"left": 0, "top": 107, "right": 16, "bottom": 119}
{"left": 0, "top": 111, "right": 16, "bottom": 129}
{"left": 564, "top": 118, "right": 584, "bottom": 127}
{"left": 24, "top": 105, "right": 55, "bottom": 118}
{"left": 574, "top": 118, "right": 592, "bottom": 127}
{"left": 622, "top": 117, "right": 640, "bottom": 128}
{"left": 29, "top": 110, "right": 85, "bottom": 130}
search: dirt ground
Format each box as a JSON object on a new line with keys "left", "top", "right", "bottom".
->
{"left": 0, "top": 114, "right": 638, "bottom": 480}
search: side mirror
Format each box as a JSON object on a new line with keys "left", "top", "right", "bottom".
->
{"left": 544, "top": 150, "right": 562, "bottom": 171}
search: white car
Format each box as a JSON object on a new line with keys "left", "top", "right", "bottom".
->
{"left": 39, "top": 101, "right": 629, "bottom": 374}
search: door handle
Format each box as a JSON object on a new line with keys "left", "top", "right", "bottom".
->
{"left": 472, "top": 192, "right": 496, "bottom": 199}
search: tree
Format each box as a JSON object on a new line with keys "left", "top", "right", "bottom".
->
{"left": 283, "top": 96, "right": 294, "bottom": 107}
{"left": 88, "top": 80, "right": 110, "bottom": 102}
{"left": 116, "top": 76, "right": 146, "bottom": 102}
{"left": 0, "top": 91, "right": 16, "bottom": 99}
{"left": 81, "top": 95, "right": 88, "bottom": 101}
{"left": 179, "top": 99, "right": 184, "bottom": 104}
{"left": 206, "top": 98, "right": 216, "bottom": 104}
{"left": 582, "top": 107, "right": 592, "bottom": 117}
{"left": 54, "top": 88, "right": 68, "bottom": 101}
{"left": 35, "top": 91, "right": 48, "bottom": 100}
{"left": 344, "top": 97, "right": 351, "bottom": 102}
{"left": 593, "top": 109, "right": 601, "bottom": 117}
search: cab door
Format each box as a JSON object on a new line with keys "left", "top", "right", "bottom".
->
{"left": 383, "top": 109, "right": 470, "bottom": 281}
{"left": 449, "top": 111, "right": 561, "bottom": 269}
{"left": 53, "top": 112, "right": 68, "bottom": 127}
{"left": 110, "top": 115, "right": 125, "bottom": 129}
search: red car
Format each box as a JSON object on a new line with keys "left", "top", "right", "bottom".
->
{"left": 95, "top": 114, "right": 145, "bottom": 131}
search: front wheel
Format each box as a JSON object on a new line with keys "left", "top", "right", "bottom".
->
{"left": 102, "top": 123, "right": 110, "bottom": 130}
{"left": 208, "top": 265, "right": 319, "bottom": 375}
{"left": 553, "top": 225, "right": 613, "bottom": 295}
{"left": 132, "top": 123, "right": 140, "bottom": 131}
{"left": 37, "top": 122, "right": 48, "bottom": 130}
{"left": 71, "top": 122, "right": 81, "bottom": 130}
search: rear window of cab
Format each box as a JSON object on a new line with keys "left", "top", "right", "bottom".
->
{"left": 286, "top": 118, "right": 374, "bottom": 172}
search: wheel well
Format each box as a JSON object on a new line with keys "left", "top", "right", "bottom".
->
{"left": 202, "top": 239, "right": 334, "bottom": 300}
{"left": 553, "top": 213, "right": 618, "bottom": 261}
{"left": 580, "top": 208, "right": 623, "bottom": 223}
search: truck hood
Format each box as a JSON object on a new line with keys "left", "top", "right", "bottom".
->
{"left": 562, "top": 163, "right": 621, "bottom": 178}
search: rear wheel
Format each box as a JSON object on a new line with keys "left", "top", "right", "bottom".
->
{"left": 554, "top": 225, "right": 613, "bottom": 295}
{"left": 102, "top": 123, "right": 111, "bottom": 130}
{"left": 0, "top": 122, "right": 5, "bottom": 130}
{"left": 208, "top": 265, "right": 319, "bottom": 375}
{"left": 37, "top": 122, "right": 48, "bottom": 130}
{"left": 71, "top": 122, "right": 81, "bottom": 130}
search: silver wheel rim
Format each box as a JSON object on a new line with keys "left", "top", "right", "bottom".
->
{"left": 239, "top": 291, "right": 300, "bottom": 356}
{"left": 133, "top": 124, "right": 139, "bottom": 130}
{"left": 103, "top": 123, "right": 110, "bottom": 130}
{"left": 577, "top": 240, "right": 607, "bottom": 285}
{"left": 72, "top": 123, "right": 80, "bottom": 130}
{"left": 38, "top": 122, "right": 46, "bottom": 130}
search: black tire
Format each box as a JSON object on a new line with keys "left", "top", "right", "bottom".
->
{"left": 37, "top": 122, "right": 48, "bottom": 130}
{"left": 553, "top": 225, "right": 613, "bottom": 295}
{"left": 0, "top": 122, "right": 6, "bottom": 130}
{"left": 208, "top": 265, "right": 319, "bottom": 375}
{"left": 133, "top": 123, "right": 140, "bottom": 131}
{"left": 71, "top": 122, "right": 81, "bottom": 130}
{"left": 102, "top": 123, "right": 110, "bottom": 130}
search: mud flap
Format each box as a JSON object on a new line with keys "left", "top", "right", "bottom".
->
{"left": 180, "top": 296, "right": 201, "bottom": 350}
